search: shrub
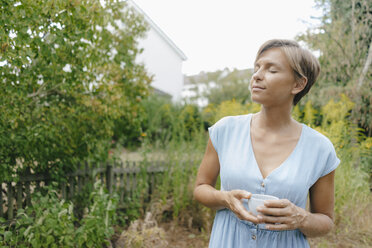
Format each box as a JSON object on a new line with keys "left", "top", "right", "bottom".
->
{"left": 140, "top": 95, "right": 204, "bottom": 147}
{"left": 0, "top": 181, "right": 118, "bottom": 247}
{"left": 75, "top": 181, "right": 118, "bottom": 247}
{"left": 0, "top": 0, "right": 150, "bottom": 182}
{"left": 203, "top": 99, "right": 260, "bottom": 125}
{"left": 0, "top": 187, "right": 76, "bottom": 247}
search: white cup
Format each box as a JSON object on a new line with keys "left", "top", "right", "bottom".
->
{"left": 243, "top": 194, "right": 279, "bottom": 216}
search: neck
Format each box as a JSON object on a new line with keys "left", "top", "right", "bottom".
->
{"left": 255, "top": 103, "right": 294, "bottom": 131}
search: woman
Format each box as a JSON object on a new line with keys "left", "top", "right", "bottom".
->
{"left": 193, "top": 39, "right": 340, "bottom": 247}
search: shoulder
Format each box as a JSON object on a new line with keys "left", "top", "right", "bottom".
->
{"left": 303, "top": 125, "right": 337, "bottom": 152}
{"left": 208, "top": 114, "right": 251, "bottom": 153}
{"left": 303, "top": 125, "right": 340, "bottom": 180}
{"left": 212, "top": 114, "right": 251, "bottom": 129}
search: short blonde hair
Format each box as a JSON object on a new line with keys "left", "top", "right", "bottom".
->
{"left": 255, "top": 39, "right": 320, "bottom": 105}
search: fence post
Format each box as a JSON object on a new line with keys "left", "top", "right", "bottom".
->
{"left": 106, "top": 164, "right": 113, "bottom": 195}
{"left": 61, "top": 182, "right": 66, "bottom": 199}
{"left": 77, "top": 163, "right": 82, "bottom": 193}
{"left": 24, "top": 168, "right": 31, "bottom": 206}
{"left": 69, "top": 177, "right": 74, "bottom": 200}
{"left": 119, "top": 161, "right": 124, "bottom": 205}
{"left": 0, "top": 183, "right": 3, "bottom": 218}
{"left": 16, "top": 182, "right": 22, "bottom": 210}
{"left": 7, "top": 182, "right": 13, "bottom": 220}
{"left": 112, "top": 162, "right": 117, "bottom": 193}
{"left": 132, "top": 161, "right": 137, "bottom": 195}
{"left": 84, "top": 162, "right": 89, "bottom": 189}
{"left": 100, "top": 163, "right": 105, "bottom": 183}
{"left": 125, "top": 161, "right": 130, "bottom": 195}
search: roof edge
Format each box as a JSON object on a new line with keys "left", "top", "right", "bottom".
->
{"left": 127, "top": 0, "right": 187, "bottom": 61}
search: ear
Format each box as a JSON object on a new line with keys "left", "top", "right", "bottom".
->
{"left": 291, "top": 77, "right": 307, "bottom": 95}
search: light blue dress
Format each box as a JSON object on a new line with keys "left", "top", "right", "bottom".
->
{"left": 208, "top": 114, "right": 340, "bottom": 248}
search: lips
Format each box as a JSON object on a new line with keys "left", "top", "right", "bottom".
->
{"left": 251, "top": 85, "right": 265, "bottom": 91}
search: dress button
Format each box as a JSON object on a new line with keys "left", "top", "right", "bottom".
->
{"left": 252, "top": 235, "right": 256, "bottom": 240}
{"left": 261, "top": 182, "right": 265, "bottom": 187}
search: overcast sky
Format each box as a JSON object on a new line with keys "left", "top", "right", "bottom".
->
{"left": 133, "top": 0, "right": 323, "bottom": 76}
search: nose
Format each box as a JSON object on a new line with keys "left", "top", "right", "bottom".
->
{"left": 252, "top": 69, "right": 263, "bottom": 81}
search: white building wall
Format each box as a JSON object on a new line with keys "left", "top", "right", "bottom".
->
{"left": 137, "top": 28, "right": 183, "bottom": 101}
{"left": 136, "top": 25, "right": 184, "bottom": 102}
{"left": 126, "top": 0, "right": 186, "bottom": 102}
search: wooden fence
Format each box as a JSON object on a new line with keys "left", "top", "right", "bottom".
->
{"left": 0, "top": 160, "right": 170, "bottom": 220}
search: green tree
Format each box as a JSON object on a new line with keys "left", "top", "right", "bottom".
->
{"left": 185, "top": 68, "right": 252, "bottom": 106}
{"left": 298, "top": 0, "right": 372, "bottom": 135}
{"left": 0, "top": 0, "right": 150, "bottom": 181}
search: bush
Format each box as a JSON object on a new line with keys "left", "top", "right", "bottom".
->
{"left": 0, "top": 0, "right": 150, "bottom": 182}
{"left": 0, "top": 181, "right": 118, "bottom": 247}
{"left": 1, "top": 189, "right": 76, "bottom": 247}
{"left": 75, "top": 181, "right": 118, "bottom": 247}
{"left": 202, "top": 99, "right": 260, "bottom": 126}
{"left": 140, "top": 95, "right": 204, "bottom": 148}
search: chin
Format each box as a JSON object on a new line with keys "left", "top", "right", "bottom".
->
{"left": 251, "top": 95, "right": 264, "bottom": 104}
{"left": 251, "top": 96, "right": 278, "bottom": 108}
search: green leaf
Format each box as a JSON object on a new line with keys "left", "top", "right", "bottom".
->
{"left": 46, "top": 235, "right": 54, "bottom": 245}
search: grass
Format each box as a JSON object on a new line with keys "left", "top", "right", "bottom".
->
{"left": 116, "top": 97, "right": 371, "bottom": 247}
{"left": 117, "top": 140, "right": 371, "bottom": 247}
{"left": 116, "top": 141, "right": 371, "bottom": 246}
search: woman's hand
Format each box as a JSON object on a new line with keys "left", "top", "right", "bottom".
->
{"left": 256, "top": 199, "right": 308, "bottom": 230}
{"left": 222, "top": 190, "right": 259, "bottom": 224}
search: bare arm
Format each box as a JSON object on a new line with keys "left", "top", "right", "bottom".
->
{"left": 257, "top": 170, "right": 336, "bottom": 237}
{"left": 300, "top": 170, "right": 335, "bottom": 236}
{"left": 193, "top": 138, "right": 224, "bottom": 209}
{"left": 193, "top": 138, "right": 259, "bottom": 222}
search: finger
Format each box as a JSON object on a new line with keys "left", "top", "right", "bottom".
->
{"left": 263, "top": 199, "right": 290, "bottom": 208}
{"left": 234, "top": 201, "right": 252, "bottom": 218}
{"left": 256, "top": 206, "right": 288, "bottom": 216}
{"left": 242, "top": 211, "right": 259, "bottom": 224}
{"left": 265, "top": 223, "right": 291, "bottom": 231}
{"left": 236, "top": 209, "right": 254, "bottom": 221}
{"left": 234, "top": 202, "right": 259, "bottom": 223}
{"left": 232, "top": 190, "right": 252, "bottom": 200}
{"left": 257, "top": 215, "right": 287, "bottom": 224}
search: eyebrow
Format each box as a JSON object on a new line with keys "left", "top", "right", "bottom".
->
{"left": 254, "top": 61, "right": 282, "bottom": 68}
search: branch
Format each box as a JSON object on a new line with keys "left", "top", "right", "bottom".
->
{"left": 325, "top": 30, "right": 348, "bottom": 58}
{"left": 357, "top": 41, "right": 372, "bottom": 89}
{"left": 27, "top": 81, "right": 48, "bottom": 98}
{"left": 27, "top": 82, "right": 64, "bottom": 99}
{"left": 351, "top": 0, "right": 355, "bottom": 64}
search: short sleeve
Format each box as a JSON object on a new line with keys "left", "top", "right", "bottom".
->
{"left": 320, "top": 141, "right": 340, "bottom": 177}
{"left": 207, "top": 117, "right": 229, "bottom": 155}
{"left": 208, "top": 124, "right": 218, "bottom": 153}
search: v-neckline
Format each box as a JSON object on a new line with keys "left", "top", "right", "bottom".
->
{"left": 248, "top": 114, "right": 305, "bottom": 180}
